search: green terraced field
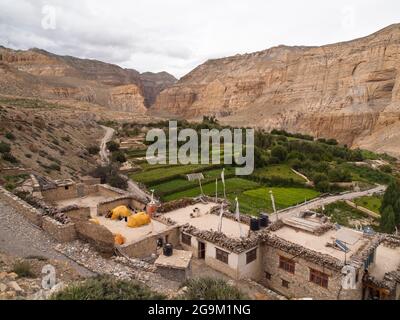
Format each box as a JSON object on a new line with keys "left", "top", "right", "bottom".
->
{"left": 230, "top": 187, "right": 320, "bottom": 215}
{"left": 163, "top": 178, "right": 261, "bottom": 202}
{"left": 129, "top": 164, "right": 221, "bottom": 185}
{"left": 253, "top": 164, "right": 306, "bottom": 183}
{"left": 354, "top": 195, "right": 382, "bottom": 214}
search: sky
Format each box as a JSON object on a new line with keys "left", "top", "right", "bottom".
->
{"left": 1, "top": 0, "right": 400, "bottom": 78}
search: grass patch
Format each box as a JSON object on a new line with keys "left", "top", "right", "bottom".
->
{"left": 179, "top": 277, "right": 247, "bottom": 300}
{"left": 354, "top": 195, "right": 382, "bottom": 214}
{"left": 230, "top": 187, "right": 320, "bottom": 215}
{"left": 253, "top": 164, "right": 305, "bottom": 183}
{"left": 12, "top": 260, "right": 35, "bottom": 278}
{"left": 51, "top": 276, "right": 165, "bottom": 300}
{"left": 317, "top": 201, "right": 365, "bottom": 227}
{"left": 130, "top": 164, "right": 221, "bottom": 185}
{"left": 163, "top": 178, "right": 260, "bottom": 202}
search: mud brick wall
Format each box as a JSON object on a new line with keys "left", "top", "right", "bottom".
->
{"left": 42, "top": 217, "right": 77, "bottom": 243}
{"left": 119, "top": 226, "right": 180, "bottom": 258}
{"left": 156, "top": 264, "right": 191, "bottom": 283}
{"left": 260, "top": 244, "right": 362, "bottom": 300}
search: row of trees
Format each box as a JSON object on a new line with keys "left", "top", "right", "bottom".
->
{"left": 380, "top": 181, "right": 400, "bottom": 233}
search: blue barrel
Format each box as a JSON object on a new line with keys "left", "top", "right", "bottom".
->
{"left": 250, "top": 217, "right": 260, "bottom": 231}
{"left": 259, "top": 213, "right": 270, "bottom": 228}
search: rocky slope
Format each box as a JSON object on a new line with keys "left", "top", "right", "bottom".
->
{"left": 151, "top": 24, "right": 400, "bottom": 157}
{"left": 0, "top": 46, "right": 176, "bottom": 113}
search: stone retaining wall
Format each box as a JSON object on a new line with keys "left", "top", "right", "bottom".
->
{"left": 0, "top": 186, "right": 77, "bottom": 242}
{"left": 74, "top": 221, "right": 115, "bottom": 255}
{"left": 119, "top": 226, "right": 180, "bottom": 258}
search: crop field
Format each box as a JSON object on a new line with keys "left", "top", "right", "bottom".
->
{"left": 230, "top": 187, "right": 320, "bottom": 215}
{"left": 354, "top": 195, "right": 382, "bottom": 214}
{"left": 163, "top": 178, "right": 261, "bottom": 202}
{"left": 253, "top": 164, "right": 306, "bottom": 183}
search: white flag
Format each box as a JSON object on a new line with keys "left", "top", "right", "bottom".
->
{"left": 221, "top": 168, "right": 226, "bottom": 199}
{"left": 218, "top": 203, "right": 223, "bottom": 232}
{"left": 235, "top": 197, "right": 244, "bottom": 238}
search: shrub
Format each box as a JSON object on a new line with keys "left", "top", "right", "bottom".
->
{"left": 51, "top": 276, "right": 165, "bottom": 300}
{"left": 12, "top": 260, "right": 35, "bottom": 278}
{"left": 87, "top": 145, "right": 100, "bottom": 155}
{"left": 179, "top": 277, "right": 247, "bottom": 300}
{"left": 2, "top": 152, "right": 18, "bottom": 163}
{"left": 108, "top": 174, "right": 128, "bottom": 190}
{"left": 111, "top": 151, "right": 127, "bottom": 163}
{"left": 106, "top": 140, "right": 120, "bottom": 152}
{"left": 271, "top": 145, "right": 287, "bottom": 163}
{"left": 49, "top": 163, "right": 61, "bottom": 171}
{"left": 0, "top": 141, "right": 11, "bottom": 153}
{"left": 5, "top": 132, "right": 15, "bottom": 140}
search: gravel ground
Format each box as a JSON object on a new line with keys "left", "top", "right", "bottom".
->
{"left": 0, "top": 201, "right": 94, "bottom": 277}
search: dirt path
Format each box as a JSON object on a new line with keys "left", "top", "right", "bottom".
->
{"left": 99, "top": 125, "right": 115, "bottom": 164}
{"left": 0, "top": 201, "right": 94, "bottom": 277}
{"left": 99, "top": 125, "right": 150, "bottom": 202}
{"left": 271, "top": 184, "right": 386, "bottom": 222}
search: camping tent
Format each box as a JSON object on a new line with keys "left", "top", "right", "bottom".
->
{"left": 127, "top": 212, "right": 151, "bottom": 228}
{"left": 111, "top": 205, "right": 132, "bottom": 220}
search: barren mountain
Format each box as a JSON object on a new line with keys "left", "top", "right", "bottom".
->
{"left": 0, "top": 46, "right": 176, "bottom": 113}
{"left": 151, "top": 24, "right": 400, "bottom": 157}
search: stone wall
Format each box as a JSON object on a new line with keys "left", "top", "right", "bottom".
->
{"left": 260, "top": 244, "right": 363, "bottom": 300}
{"left": 42, "top": 217, "right": 77, "bottom": 243}
{"left": 60, "top": 206, "right": 91, "bottom": 222}
{"left": 97, "top": 196, "right": 146, "bottom": 216}
{"left": 156, "top": 263, "right": 191, "bottom": 283}
{"left": 0, "top": 186, "right": 77, "bottom": 242}
{"left": 0, "top": 186, "right": 43, "bottom": 227}
{"left": 41, "top": 184, "right": 79, "bottom": 202}
{"left": 119, "top": 226, "right": 180, "bottom": 258}
{"left": 74, "top": 221, "right": 115, "bottom": 255}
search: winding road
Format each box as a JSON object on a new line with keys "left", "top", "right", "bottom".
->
{"left": 99, "top": 126, "right": 151, "bottom": 202}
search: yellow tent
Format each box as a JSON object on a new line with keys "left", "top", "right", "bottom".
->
{"left": 127, "top": 212, "right": 151, "bottom": 228}
{"left": 110, "top": 205, "right": 132, "bottom": 220}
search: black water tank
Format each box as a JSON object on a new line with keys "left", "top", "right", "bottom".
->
{"left": 250, "top": 217, "right": 260, "bottom": 231}
{"left": 259, "top": 213, "right": 270, "bottom": 228}
{"left": 163, "top": 243, "right": 173, "bottom": 257}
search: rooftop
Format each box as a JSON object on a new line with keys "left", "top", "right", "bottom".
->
{"left": 369, "top": 244, "right": 400, "bottom": 280}
{"left": 155, "top": 249, "right": 193, "bottom": 270}
{"left": 271, "top": 225, "right": 370, "bottom": 262}
{"left": 163, "top": 202, "right": 250, "bottom": 239}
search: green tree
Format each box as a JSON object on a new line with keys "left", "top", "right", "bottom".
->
{"left": 271, "top": 145, "right": 287, "bottom": 163}
{"left": 380, "top": 181, "right": 400, "bottom": 226}
{"left": 380, "top": 205, "right": 396, "bottom": 234}
{"left": 106, "top": 140, "right": 120, "bottom": 152}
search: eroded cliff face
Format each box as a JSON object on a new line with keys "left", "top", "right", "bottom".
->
{"left": 0, "top": 46, "right": 176, "bottom": 114}
{"left": 151, "top": 24, "right": 400, "bottom": 156}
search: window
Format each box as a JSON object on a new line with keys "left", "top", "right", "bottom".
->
{"left": 309, "top": 269, "right": 329, "bottom": 288}
{"left": 281, "top": 279, "right": 289, "bottom": 288}
{"left": 265, "top": 272, "right": 272, "bottom": 280}
{"left": 246, "top": 248, "right": 257, "bottom": 264}
{"left": 64, "top": 186, "right": 69, "bottom": 190}
{"left": 279, "top": 256, "right": 295, "bottom": 274}
{"left": 181, "top": 233, "right": 191, "bottom": 246}
{"left": 216, "top": 248, "right": 229, "bottom": 264}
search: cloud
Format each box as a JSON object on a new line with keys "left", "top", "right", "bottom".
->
{"left": 0, "top": 0, "right": 400, "bottom": 77}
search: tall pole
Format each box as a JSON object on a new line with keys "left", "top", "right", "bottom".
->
{"left": 218, "top": 203, "right": 223, "bottom": 233}
{"left": 270, "top": 190, "right": 278, "bottom": 220}
{"left": 215, "top": 178, "right": 218, "bottom": 203}
{"left": 221, "top": 168, "right": 226, "bottom": 199}
{"left": 199, "top": 178, "right": 204, "bottom": 196}
{"left": 235, "top": 197, "right": 244, "bottom": 238}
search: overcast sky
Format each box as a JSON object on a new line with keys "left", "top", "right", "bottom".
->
{"left": 1, "top": 0, "right": 400, "bottom": 78}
